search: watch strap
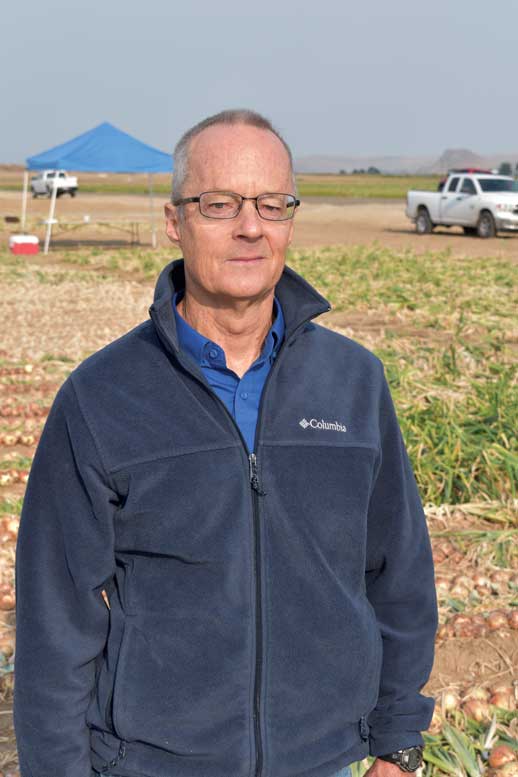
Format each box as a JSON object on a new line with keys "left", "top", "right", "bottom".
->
{"left": 377, "top": 745, "right": 424, "bottom": 772}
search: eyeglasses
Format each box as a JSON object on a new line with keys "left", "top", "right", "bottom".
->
{"left": 172, "top": 191, "right": 300, "bottom": 221}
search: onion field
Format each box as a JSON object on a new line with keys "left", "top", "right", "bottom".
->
{"left": 0, "top": 241, "right": 516, "bottom": 776}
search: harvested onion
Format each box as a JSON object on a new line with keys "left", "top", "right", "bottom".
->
{"left": 462, "top": 698, "right": 491, "bottom": 722}
{"left": 462, "top": 685, "right": 490, "bottom": 701}
{"left": 450, "top": 579, "right": 471, "bottom": 598}
{"left": 440, "top": 689, "right": 460, "bottom": 712}
{"left": 473, "top": 573, "right": 492, "bottom": 595}
{"left": 0, "top": 590, "right": 15, "bottom": 610}
{"left": 489, "top": 689, "right": 515, "bottom": 711}
{"left": 0, "top": 632, "right": 15, "bottom": 657}
{"left": 450, "top": 614, "right": 476, "bottom": 638}
{"left": 487, "top": 610, "right": 510, "bottom": 632}
{"left": 489, "top": 745, "right": 517, "bottom": 769}
{"left": 434, "top": 575, "right": 451, "bottom": 597}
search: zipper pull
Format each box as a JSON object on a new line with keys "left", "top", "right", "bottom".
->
{"left": 249, "top": 454, "right": 266, "bottom": 495}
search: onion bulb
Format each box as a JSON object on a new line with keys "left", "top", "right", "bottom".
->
{"left": 440, "top": 689, "right": 460, "bottom": 712}
{"left": 489, "top": 745, "right": 517, "bottom": 769}
{"left": 434, "top": 576, "right": 451, "bottom": 597}
{"left": 462, "top": 685, "right": 490, "bottom": 701}
{"left": 0, "top": 632, "right": 15, "bottom": 656}
{"left": 0, "top": 590, "right": 15, "bottom": 610}
{"left": 461, "top": 698, "right": 491, "bottom": 722}
{"left": 473, "top": 573, "right": 492, "bottom": 595}
{"left": 489, "top": 690, "right": 515, "bottom": 710}
{"left": 487, "top": 610, "right": 510, "bottom": 632}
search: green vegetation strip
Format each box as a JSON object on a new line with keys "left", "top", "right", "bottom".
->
{"left": 0, "top": 174, "right": 441, "bottom": 199}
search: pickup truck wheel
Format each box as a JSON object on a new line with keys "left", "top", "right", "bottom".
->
{"left": 416, "top": 207, "right": 433, "bottom": 235}
{"left": 476, "top": 211, "right": 496, "bottom": 238}
{"left": 70, "top": 190, "right": 76, "bottom": 197}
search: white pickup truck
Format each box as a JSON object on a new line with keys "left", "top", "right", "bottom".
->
{"left": 31, "top": 170, "right": 78, "bottom": 198}
{"left": 406, "top": 171, "right": 518, "bottom": 237}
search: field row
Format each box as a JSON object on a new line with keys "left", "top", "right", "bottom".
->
{"left": 0, "top": 173, "right": 442, "bottom": 199}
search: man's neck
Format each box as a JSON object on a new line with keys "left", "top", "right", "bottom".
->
{"left": 177, "top": 291, "right": 275, "bottom": 379}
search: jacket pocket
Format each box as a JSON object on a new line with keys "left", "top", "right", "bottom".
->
{"left": 107, "top": 621, "right": 132, "bottom": 741}
{"left": 105, "top": 687, "right": 115, "bottom": 733}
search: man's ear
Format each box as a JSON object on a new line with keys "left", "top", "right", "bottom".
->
{"left": 164, "top": 202, "right": 181, "bottom": 246}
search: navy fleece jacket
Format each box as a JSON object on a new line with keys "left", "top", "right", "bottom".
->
{"left": 14, "top": 259, "right": 438, "bottom": 777}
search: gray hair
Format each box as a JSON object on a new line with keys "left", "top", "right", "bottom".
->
{"left": 171, "top": 109, "right": 296, "bottom": 202}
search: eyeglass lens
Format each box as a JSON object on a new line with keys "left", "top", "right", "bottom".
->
{"left": 199, "top": 192, "right": 296, "bottom": 220}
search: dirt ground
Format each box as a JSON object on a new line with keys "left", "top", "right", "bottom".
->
{"left": 2, "top": 189, "right": 518, "bottom": 258}
{"left": 0, "top": 188, "right": 516, "bottom": 774}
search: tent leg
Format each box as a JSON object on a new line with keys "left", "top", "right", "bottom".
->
{"left": 20, "top": 170, "right": 29, "bottom": 231}
{"left": 148, "top": 173, "right": 157, "bottom": 249}
{"left": 43, "top": 182, "right": 58, "bottom": 255}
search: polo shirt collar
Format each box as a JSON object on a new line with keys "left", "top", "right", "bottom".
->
{"left": 172, "top": 291, "right": 285, "bottom": 369}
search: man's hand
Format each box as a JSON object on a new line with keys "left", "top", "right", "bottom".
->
{"left": 364, "top": 758, "right": 410, "bottom": 776}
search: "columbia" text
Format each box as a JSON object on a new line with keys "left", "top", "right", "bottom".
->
{"left": 299, "top": 418, "right": 347, "bottom": 432}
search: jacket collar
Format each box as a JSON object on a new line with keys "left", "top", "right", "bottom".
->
{"left": 149, "top": 258, "right": 331, "bottom": 355}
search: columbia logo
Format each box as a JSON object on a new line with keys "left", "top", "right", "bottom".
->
{"left": 299, "top": 418, "right": 347, "bottom": 433}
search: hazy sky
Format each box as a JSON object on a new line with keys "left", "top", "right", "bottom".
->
{"left": 2, "top": 0, "right": 517, "bottom": 163}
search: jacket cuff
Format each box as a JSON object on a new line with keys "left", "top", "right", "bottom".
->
{"left": 366, "top": 691, "right": 434, "bottom": 757}
{"left": 369, "top": 730, "right": 425, "bottom": 757}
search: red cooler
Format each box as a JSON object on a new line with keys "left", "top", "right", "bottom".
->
{"left": 9, "top": 235, "right": 40, "bottom": 255}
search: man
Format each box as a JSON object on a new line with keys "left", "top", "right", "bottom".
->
{"left": 14, "top": 110, "right": 438, "bottom": 777}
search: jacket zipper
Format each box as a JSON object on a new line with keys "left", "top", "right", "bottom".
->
{"left": 150, "top": 302, "right": 329, "bottom": 777}
{"left": 249, "top": 452, "right": 266, "bottom": 777}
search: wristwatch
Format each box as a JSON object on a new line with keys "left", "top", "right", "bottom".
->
{"left": 378, "top": 745, "right": 424, "bottom": 772}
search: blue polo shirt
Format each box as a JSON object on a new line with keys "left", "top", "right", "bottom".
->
{"left": 172, "top": 292, "right": 285, "bottom": 453}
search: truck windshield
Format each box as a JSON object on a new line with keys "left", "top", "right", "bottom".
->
{"left": 478, "top": 178, "right": 518, "bottom": 192}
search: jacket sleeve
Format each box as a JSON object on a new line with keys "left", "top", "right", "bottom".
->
{"left": 13, "top": 377, "right": 118, "bottom": 777}
{"left": 365, "top": 367, "right": 438, "bottom": 757}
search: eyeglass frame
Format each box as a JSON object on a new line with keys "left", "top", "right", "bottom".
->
{"left": 171, "top": 190, "right": 301, "bottom": 221}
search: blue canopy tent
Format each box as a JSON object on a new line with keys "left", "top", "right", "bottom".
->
{"left": 21, "top": 122, "right": 173, "bottom": 252}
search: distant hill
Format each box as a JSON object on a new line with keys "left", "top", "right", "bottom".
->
{"left": 294, "top": 154, "right": 435, "bottom": 175}
{"left": 295, "top": 149, "right": 518, "bottom": 175}
{"left": 418, "top": 149, "right": 486, "bottom": 174}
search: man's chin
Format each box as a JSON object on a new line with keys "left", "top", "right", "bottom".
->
{"left": 218, "top": 265, "right": 278, "bottom": 299}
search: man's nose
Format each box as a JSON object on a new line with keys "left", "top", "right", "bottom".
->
{"left": 233, "top": 199, "right": 264, "bottom": 238}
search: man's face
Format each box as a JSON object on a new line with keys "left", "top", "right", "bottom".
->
{"left": 164, "top": 124, "right": 296, "bottom": 304}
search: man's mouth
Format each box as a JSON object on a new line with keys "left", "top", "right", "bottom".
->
{"left": 228, "top": 256, "right": 264, "bottom": 263}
